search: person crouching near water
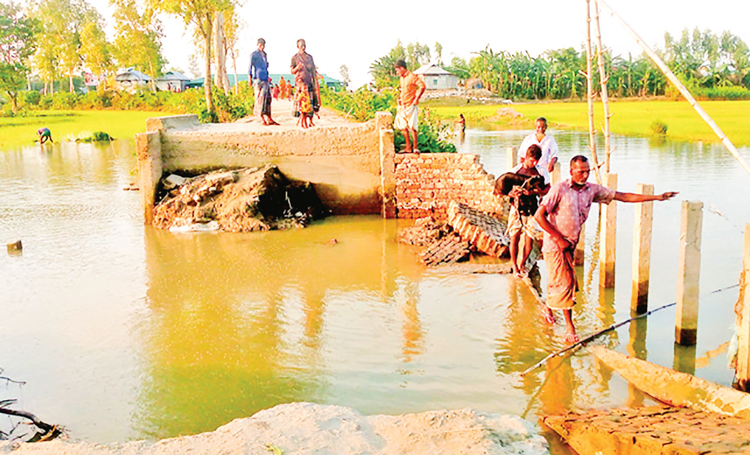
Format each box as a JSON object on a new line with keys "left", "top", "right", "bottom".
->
{"left": 504, "top": 144, "right": 550, "bottom": 278}
{"left": 37, "top": 127, "right": 53, "bottom": 144}
{"left": 394, "top": 60, "right": 425, "bottom": 153}
{"left": 534, "top": 155, "right": 679, "bottom": 343}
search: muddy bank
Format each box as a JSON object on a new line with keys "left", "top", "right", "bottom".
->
{"left": 1, "top": 403, "right": 548, "bottom": 455}
{"left": 153, "top": 165, "right": 326, "bottom": 232}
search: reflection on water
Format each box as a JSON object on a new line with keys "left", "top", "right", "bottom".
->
{"left": 1, "top": 132, "right": 749, "bottom": 451}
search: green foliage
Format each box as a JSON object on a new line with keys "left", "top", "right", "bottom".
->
{"left": 78, "top": 90, "right": 113, "bottom": 108}
{"left": 393, "top": 108, "right": 456, "bottom": 154}
{"left": 51, "top": 92, "right": 78, "bottom": 109}
{"left": 320, "top": 85, "right": 455, "bottom": 153}
{"left": 370, "top": 41, "right": 432, "bottom": 89}
{"left": 68, "top": 130, "right": 112, "bottom": 142}
{"left": 319, "top": 84, "right": 397, "bottom": 121}
{"left": 649, "top": 120, "right": 668, "bottom": 136}
{"left": 22, "top": 90, "right": 41, "bottom": 106}
{"left": 112, "top": 0, "right": 165, "bottom": 86}
{"left": 0, "top": 2, "right": 38, "bottom": 113}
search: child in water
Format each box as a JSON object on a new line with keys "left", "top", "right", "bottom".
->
{"left": 37, "top": 127, "right": 53, "bottom": 144}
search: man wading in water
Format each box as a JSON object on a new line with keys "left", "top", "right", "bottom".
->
{"left": 535, "top": 155, "right": 678, "bottom": 343}
{"left": 518, "top": 117, "right": 558, "bottom": 173}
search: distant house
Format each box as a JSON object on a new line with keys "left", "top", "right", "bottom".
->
{"left": 414, "top": 64, "right": 459, "bottom": 90}
{"left": 115, "top": 68, "right": 151, "bottom": 91}
{"left": 156, "top": 71, "right": 192, "bottom": 92}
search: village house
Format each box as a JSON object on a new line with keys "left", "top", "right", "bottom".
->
{"left": 413, "top": 63, "right": 460, "bottom": 90}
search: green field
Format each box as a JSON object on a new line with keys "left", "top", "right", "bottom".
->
{"left": 426, "top": 100, "right": 750, "bottom": 146}
{"left": 0, "top": 110, "right": 175, "bottom": 150}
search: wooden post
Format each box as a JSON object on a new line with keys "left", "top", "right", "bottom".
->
{"left": 575, "top": 223, "right": 585, "bottom": 266}
{"left": 506, "top": 146, "right": 517, "bottom": 171}
{"left": 631, "top": 184, "right": 654, "bottom": 314}
{"left": 599, "top": 173, "right": 617, "bottom": 288}
{"left": 736, "top": 224, "right": 750, "bottom": 389}
{"left": 551, "top": 161, "right": 561, "bottom": 185}
{"left": 675, "top": 201, "right": 703, "bottom": 346}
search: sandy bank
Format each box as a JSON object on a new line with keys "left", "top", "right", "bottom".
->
{"left": 1, "top": 403, "right": 549, "bottom": 455}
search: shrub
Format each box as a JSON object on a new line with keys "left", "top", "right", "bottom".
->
{"left": 39, "top": 95, "right": 53, "bottom": 109}
{"left": 51, "top": 92, "right": 78, "bottom": 109}
{"left": 22, "top": 90, "right": 41, "bottom": 106}
{"left": 78, "top": 90, "right": 113, "bottom": 109}
{"left": 649, "top": 120, "right": 668, "bottom": 136}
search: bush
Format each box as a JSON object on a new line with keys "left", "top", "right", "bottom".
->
{"left": 22, "top": 90, "right": 41, "bottom": 106}
{"left": 51, "top": 92, "right": 78, "bottom": 109}
{"left": 78, "top": 90, "right": 113, "bottom": 109}
{"left": 321, "top": 85, "right": 456, "bottom": 153}
{"left": 39, "top": 95, "right": 53, "bottom": 109}
{"left": 649, "top": 120, "right": 668, "bottom": 136}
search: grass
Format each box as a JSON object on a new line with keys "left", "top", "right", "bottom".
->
{"left": 425, "top": 99, "right": 750, "bottom": 146}
{"left": 0, "top": 110, "right": 177, "bottom": 150}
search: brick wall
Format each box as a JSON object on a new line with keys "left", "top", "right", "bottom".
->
{"left": 394, "top": 153, "right": 506, "bottom": 220}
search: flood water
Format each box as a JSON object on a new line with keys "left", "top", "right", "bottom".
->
{"left": 1, "top": 130, "right": 749, "bottom": 451}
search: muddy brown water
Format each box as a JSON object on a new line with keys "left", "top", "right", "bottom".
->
{"left": 1, "top": 131, "right": 749, "bottom": 453}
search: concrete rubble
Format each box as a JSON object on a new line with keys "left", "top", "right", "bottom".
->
{"left": 152, "top": 164, "right": 326, "bottom": 232}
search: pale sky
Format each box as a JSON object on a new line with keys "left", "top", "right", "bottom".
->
{"left": 66, "top": 0, "right": 750, "bottom": 89}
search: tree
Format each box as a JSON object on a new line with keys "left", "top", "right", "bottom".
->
{"left": 31, "top": 0, "right": 100, "bottom": 93}
{"left": 150, "top": 0, "right": 234, "bottom": 117}
{"left": 221, "top": 6, "right": 242, "bottom": 95}
{"left": 112, "top": 0, "right": 165, "bottom": 92}
{"left": 0, "top": 1, "right": 37, "bottom": 113}
{"left": 369, "top": 41, "right": 430, "bottom": 89}
{"left": 434, "top": 42, "right": 443, "bottom": 66}
{"left": 370, "top": 41, "right": 405, "bottom": 89}
{"left": 79, "top": 15, "right": 112, "bottom": 84}
{"left": 445, "top": 56, "right": 469, "bottom": 80}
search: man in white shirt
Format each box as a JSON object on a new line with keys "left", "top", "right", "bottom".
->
{"left": 518, "top": 117, "right": 558, "bottom": 173}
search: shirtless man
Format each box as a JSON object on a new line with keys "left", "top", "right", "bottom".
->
{"left": 394, "top": 60, "right": 426, "bottom": 153}
{"left": 505, "top": 144, "right": 550, "bottom": 278}
{"left": 535, "top": 155, "right": 678, "bottom": 343}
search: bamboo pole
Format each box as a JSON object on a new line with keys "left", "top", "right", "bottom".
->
{"left": 675, "top": 201, "right": 703, "bottom": 346}
{"left": 599, "top": 173, "right": 617, "bottom": 288}
{"left": 597, "top": 0, "right": 750, "bottom": 178}
{"left": 737, "top": 224, "right": 750, "bottom": 389}
{"left": 631, "top": 184, "right": 654, "bottom": 314}
{"left": 584, "top": 0, "right": 603, "bottom": 184}
{"left": 506, "top": 146, "right": 516, "bottom": 171}
{"left": 593, "top": 0, "right": 613, "bottom": 173}
{"left": 551, "top": 161, "right": 561, "bottom": 185}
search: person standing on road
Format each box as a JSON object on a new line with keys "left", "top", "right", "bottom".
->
{"left": 249, "top": 38, "right": 279, "bottom": 126}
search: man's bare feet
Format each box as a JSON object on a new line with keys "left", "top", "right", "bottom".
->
{"left": 268, "top": 119, "right": 280, "bottom": 125}
{"left": 565, "top": 331, "right": 579, "bottom": 343}
{"left": 542, "top": 307, "right": 555, "bottom": 324}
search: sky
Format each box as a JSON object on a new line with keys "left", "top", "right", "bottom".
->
{"left": 76, "top": 0, "right": 750, "bottom": 89}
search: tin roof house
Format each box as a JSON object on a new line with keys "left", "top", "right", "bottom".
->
{"left": 413, "top": 64, "right": 459, "bottom": 90}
